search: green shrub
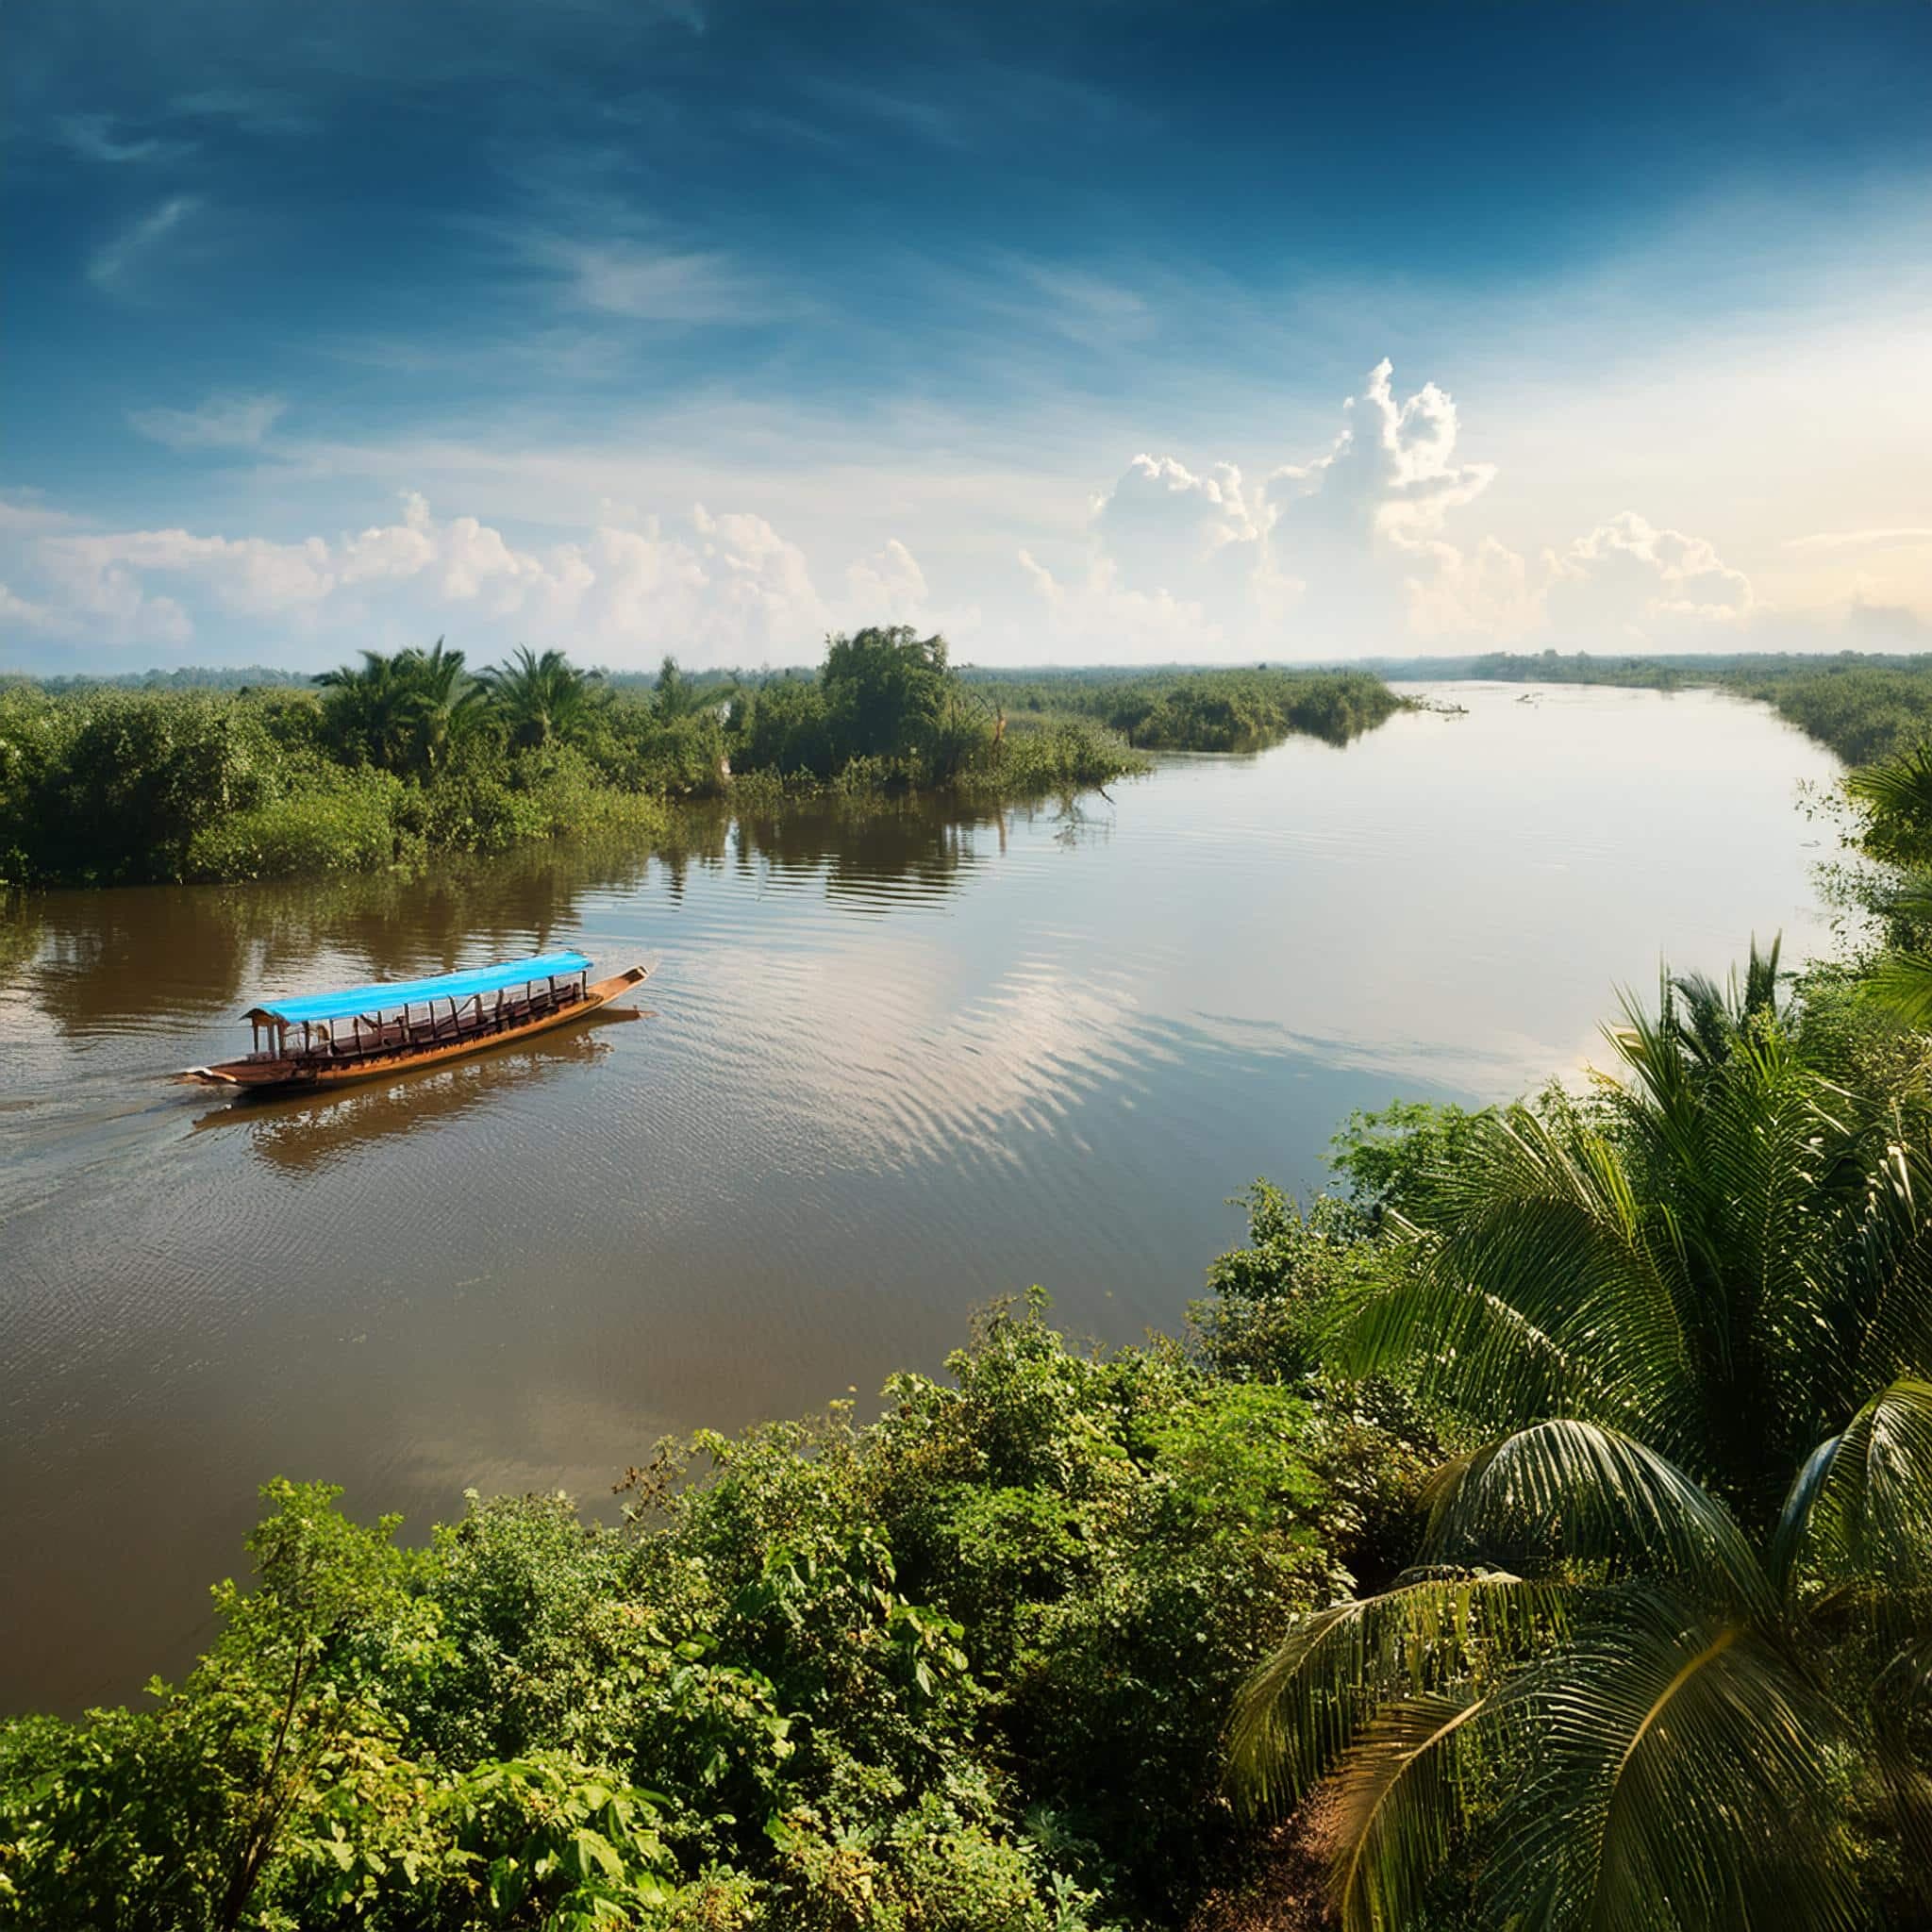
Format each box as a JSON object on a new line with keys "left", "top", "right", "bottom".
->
{"left": 183, "top": 767, "right": 408, "bottom": 880}
{"left": 0, "top": 1293, "right": 1405, "bottom": 1927}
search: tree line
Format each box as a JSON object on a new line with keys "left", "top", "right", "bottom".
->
{"left": 0, "top": 640, "right": 1413, "bottom": 888}
{"left": 965, "top": 666, "right": 1406, "bottom": 751}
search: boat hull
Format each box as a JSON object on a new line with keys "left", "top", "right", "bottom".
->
{"left": 181, "top": 966, "right": 650, "bottom": 1093}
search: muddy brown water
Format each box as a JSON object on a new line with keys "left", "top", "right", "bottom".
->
{"left": 0, "top": 684, "right": 1841, "bottom": 1713}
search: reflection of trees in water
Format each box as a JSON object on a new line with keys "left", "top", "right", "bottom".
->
{"left": 670, "top": 795, "right": 1057, "bottom": 907}
{"left": 20, "top": 793, "right": 1070, "bottom": 1039}
{"left": 0, "top": 891, "right": 46, "bottom": 988}
{"left": 1044, "top": 791, "right": 1118, "bottom": 851}
{"left": 25, "top": 832, "right": 656, "bottom": 1038}
{"left": 192, "top": 1023, "right": 632, "bottom": 1174}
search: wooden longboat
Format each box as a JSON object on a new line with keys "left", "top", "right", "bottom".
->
{"left": 179, "top": 950, "right": 650, "bottom": 1093}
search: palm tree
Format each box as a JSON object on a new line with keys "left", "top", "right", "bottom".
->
{"left": 315, "top": 641, "right": 480, "bottom": 774}
{"left": 397, "top": 637, "right": 482, "bottom": 773}
{"left": 313, "top": 649, "right": 421, "bottom": 773}
{"left": 1230, "top": 1391, "right": 1932, "bottom": 1930}
{"left": 1838, "top": 746, "right": 1932, "bottom": 1027}
{"left": 650, "top": 654, "right": 735, "bottom": 724}
{"left": 478, "top": 646, "right": 603, "bottom": 752}
{"left": 1229, "top": 951, "right": 1932, "bottom": 1927}
{"left": 1340, "top": 942, "right": 1932, "bottom": 1528}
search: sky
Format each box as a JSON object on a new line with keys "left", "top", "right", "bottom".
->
{"left": 5, "top": 0, "right": 1932, "bottom": 673}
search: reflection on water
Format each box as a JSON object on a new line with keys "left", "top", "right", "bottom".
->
{"left": 191, "top": 1020, "right": 641, "bottom": 1174}
{"left": 0, "top": 686, "right": 1842, "bottom": 1714}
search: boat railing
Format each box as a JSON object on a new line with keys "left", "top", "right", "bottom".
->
{"left": 274, "top": 971, "right": 591, "bottom": 1068}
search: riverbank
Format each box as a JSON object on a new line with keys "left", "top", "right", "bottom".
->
{"left": 0, "top": 645, "right": 1409, "bottom": 889}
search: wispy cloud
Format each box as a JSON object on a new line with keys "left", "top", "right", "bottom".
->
{"left": 532, "top": 234, "right": 767, "bottom": 324}
{"left": 1786, "top": 526, "right": 1932, "bottom": 552}
{"left": 1019, "top": 265, "right": 1156, "bottom": 349}
{"left": 794, "top": 77, "right": 965, "bottom": 148}
{"left": 57, "top": 114, "right": 192, "bottom": 165}
{"left": 129, "top": 392, "right": 287, "bottom": 451}
{"left": 87, "top": 195, "right": 202, "bottom": 292}
{"left": 0, "top": 494, "right": 89, "bottom": 535}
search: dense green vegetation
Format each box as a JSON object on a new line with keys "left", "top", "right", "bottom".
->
{"left": 964, "top": 668, "right": 1405, "bottom": 752}
{"left": 0, "top": 631, "right": 1131, "bottom": 887}
{"left": 0, "top": 641, "right": 1410, "bottom": 887}
{"left": 0, "top": 1274, "right": 1437, "bottom": 1931}
{"left": 1231, "top": 961, "right": 1932, "bottom": 1928}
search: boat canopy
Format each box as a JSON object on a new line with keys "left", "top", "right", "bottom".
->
{"left": 245, "top": 951, "right": 593, "bottom": 1026}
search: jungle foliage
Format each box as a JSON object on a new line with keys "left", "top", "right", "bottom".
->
{"left": 14, "top": 653, "right": 1932, "bottom": 1925}
{"left": 0, "top": 1281, "right": 1438, "bottom": 1932}
{"left": 0, "top": 641, "right": 1413, "bottom": 886}
{"left": 1226, "top": 943, "right": 1932, "bottom": 1931}
{"left": 15, "top": 921, "right": 1932, "bottom": 1929}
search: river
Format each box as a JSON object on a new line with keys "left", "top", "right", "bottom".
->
{"left": 0, "top": 683, "right": 1841, "bottom": 1713}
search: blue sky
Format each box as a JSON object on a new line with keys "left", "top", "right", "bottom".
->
{"left": 6, "top": 0, "right": 1931, "bottom": 670}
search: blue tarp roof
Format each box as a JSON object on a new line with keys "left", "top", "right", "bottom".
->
{"left": 246, "top": 951, "right": 593, "bottom": 1025}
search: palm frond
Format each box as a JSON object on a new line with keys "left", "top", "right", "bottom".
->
{"left": 1771, "top": 1378, "right": 1932, "bottom": 1591}
{"left": 1845, "top": 1127, "right": 1932, "bottom": 1392}
{"left": 1847, "top": 743, "right": 1932, "bottom": 835}
{"left": 1343, "top": 1109, "right": 1701, "bottom": 1457}
{"left": 1858, "top": 949, "right": 1932, "bottom": 1030}
{"left": 1493, "top": 1594, "right": 1860, "bottom": 1932}
{"left": 1318, "top": 1690, "right": 1487, "bottom": 1932}
{"left": 1225, "top": 1571, "right": 1562, "bottom": 1822}
{"left": 1421, "top": 1421, "right": 1775, "bottom": 1618}
{"left": 1871, "top": 1633, "right": 1932, "bottom": 1907}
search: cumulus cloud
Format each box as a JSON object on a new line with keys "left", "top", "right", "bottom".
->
{"left": 130, "top": 392, "right": 287, "bottom": 451}
{"left": 1021, "top": 358, "right": 1506, "bottom": 656}
{"left": 1016, "top": 358, "right": 1773, "bottom": 657}
{"left": 1, "top": 492, "right": 939, "bottom": 666}
{"left": 844, "top": 538, "right": 929, "bottom": 620}
{"left": 1551, "top": 511, "right": 1753, "bottom": 628}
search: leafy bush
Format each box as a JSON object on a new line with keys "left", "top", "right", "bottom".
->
{"left": 0, "top": 1291, "right": 1409, "bottom": 1928}
{"left": 183, "top": 767, "right": 408, "bottom": 880}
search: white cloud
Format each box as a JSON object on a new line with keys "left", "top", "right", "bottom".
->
{"left": 1011, "top": 360, "right": 1784, "bottom": 658}
{"left": 3, "top": 492, "right": 942, "bottom": 666}
{"left": 129, "top": 392, "right": 287, "bottom": 451}
{"left": 845, "top": 538, "right": 929, "bottom": 620}
{"left": 1550, "top": 511, "right": 1754, "bottom": 630}
{"left": 87, "top": 195, "right": 201, "bottom": 292}
{"left": 1019, "top": 359, "right": 1507, "bottom": 655}
{"left": 0, "top": 496, "right": 86, "bottom": 536}
{"left": 7, "top": 342, "right": 1919, "bottom": 668}
{"left": 0, "top": 583, "right": 70, "bottom": 633}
